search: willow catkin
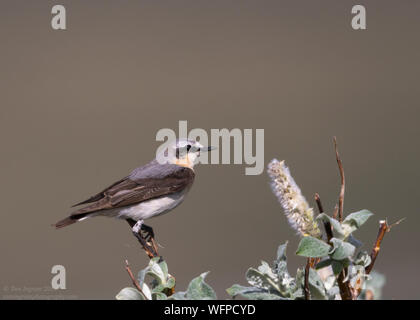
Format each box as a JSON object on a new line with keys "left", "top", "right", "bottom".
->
{"left": 267, "top": 159, "right": 321, "bottom": 238}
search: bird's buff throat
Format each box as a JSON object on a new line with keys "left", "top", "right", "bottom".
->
{"left": 174, "top": 154, "right": 195, "bottom": 169}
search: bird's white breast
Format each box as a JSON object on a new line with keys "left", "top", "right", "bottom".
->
{"left": 99, "top": 190, "right": 188, "bottom": 221}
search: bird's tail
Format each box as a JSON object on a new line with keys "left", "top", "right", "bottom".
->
{"left": 54, "top": 213, "right": 89, "bottom": 229}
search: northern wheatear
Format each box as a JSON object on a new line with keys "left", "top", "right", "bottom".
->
{"left": 55, "top": 139, "right": 214, "bottom": 257}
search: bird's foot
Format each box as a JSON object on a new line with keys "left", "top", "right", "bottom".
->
{"left": 132, "top": 231, "right": 158, "bottom": 259}
{"left": 131, "top": 220, "right": 159, "bottom": 258}
{"left": 141, "top": 224, "right": 159, "bottom": 257}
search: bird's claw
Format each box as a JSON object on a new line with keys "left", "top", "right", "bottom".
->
{"left": 130, "top": 222, "right": 159, "bottom": 258}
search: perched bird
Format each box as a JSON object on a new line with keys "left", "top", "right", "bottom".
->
{"left": 55, "top": 139, "right": 214, "bottom": 256}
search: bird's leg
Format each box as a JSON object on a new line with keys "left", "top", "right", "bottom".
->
{"left": 132, "top": 220, "right": 143, "bottom": 234}
{"left": 131, "top": 220, "right": 155, "bottom": 258}
{"left": 126, "top": 219, "right": 158, "bottom": 259}
{"left": 141, "top": 224, "right": 159, "bottom": 256}
{"left": 140, "top": 224, "right": 154, "bottom": 241}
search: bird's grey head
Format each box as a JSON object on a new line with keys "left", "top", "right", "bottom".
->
{"left": 159, "top": 139, "right": 214, "bottom": 169}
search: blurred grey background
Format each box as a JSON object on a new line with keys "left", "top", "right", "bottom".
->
{"left": 0, "top": 0, "right": 419, "bottom": 299}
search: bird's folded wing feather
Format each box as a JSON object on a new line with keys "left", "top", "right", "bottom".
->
{"left": 70, "top": 162, "right": 195, "bottom": 215}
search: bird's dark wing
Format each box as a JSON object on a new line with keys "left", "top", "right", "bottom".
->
{"left": 70, "top": 161, "right": 195, "bottom": 216}
{"left": 71, "top": 177, "right": 128, "bottom": 207}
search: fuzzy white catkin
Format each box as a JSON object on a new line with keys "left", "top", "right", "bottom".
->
{"left": 267, "top": 159, "right": 321, "bottom": 238}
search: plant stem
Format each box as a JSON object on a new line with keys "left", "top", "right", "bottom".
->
{"left": 315, "top": 193, "right": 333, "bottom": 242}
{"left": 337, "top": 271, "right": 353, "bottom": 300}
{"left": 304, "top": 258, "right": 311, "bottom": 300}
{"left": 333, "top": 137, "right": 345, "bottom": 222}
{"left": 365, "top": 220, "right": 389, "bottom": 274}
{"left": 355, "top": 220, "right": 391, "bottom": 299}
{"left": 125, "top": 260, "right": 148, "bottom": 299}
{"left": 332, "top": 137, "right": 353, "bottom": 300}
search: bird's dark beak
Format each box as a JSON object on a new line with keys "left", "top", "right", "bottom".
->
{"left": 201, "top": 146, "right": 216, "bottom": 152}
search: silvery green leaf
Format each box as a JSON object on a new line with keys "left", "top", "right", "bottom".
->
{"left": 316, "top": 214, "right": 345, "bottom": 239}
{"left": 343, "top": 264, "right": 360, "bottom": 283}
{"left": 148, "top": 261, "right": 165, "bottom": 284}
{"left": 168, "top": 291, "right": 187, "bottom": 300}
{"left": 274, "top": 242, "right": 295, "bottom": 295}
{"left": 323, "top": 274, "right": 336, "bottom": 291}
{"left": 342, "top": 210, "right": 373, "bottom": 235}
{"left": 290, "top": 287, "right": 304, "bottom": 300}
{"left": 326, "top": 282, "right": 340, "bottom": 300}
{"left": 226, "top": 284, "right": 285, "bottom": 300}
{"left": 158, "top": 259, "right": 169, "bottom": 280}
{"left": 348, "top": 265, "right": 366, "bottom": 289}
{"left": 151, "top": 282, "right": 165, "bottom": 294}
{"left": 141, "top": 283, "right": 152, "bottom": 300}
{"left": 165, "top": 276, "right": 176, "bottom": 289}
{"left": 330, "top": 238, "right": 356, "bottom": 260}
{"left": 330, "top": 258, "right": 350, "bottom": 276}
{"left": 354, "top": 251, "right": 372, "bottom": 268}
{"left": 246, "top": 268, "right": 279, "bottom": 291}
{"left": 331, "top": 260, "right": 344, "bottom": 275}
{"left": 115, "top": 287, "right": 145, "bottom": 300}
{"left": 137, "top": 258, "right": 172, "bottom": 292}
{"left": 308, "top": 268, "right": 327, "bottom": 300}
{"left": 226, "top": 284, "right": 249, "bottom": 297}
{"left": 152, "top": 276, "right": 176, "bottom": 294}
{"left": 315, "top": 259, "right": 332, "bottom": 270}
{"left": 278, "top": 273, "right": 295, "bottom": 296}
{"left": 242, "top": 291, "right": 287, "bottom": 300}
{"left": 258, "top": 261, "right": 278, "bottom": 281}
{"left": 296, "top": 236, "right": 331, "bottom": 258}
{"left": 152, "top": 292, "right": 167, "bottom": 300}
{"left": 186, "top": 272, "right": 217, "bottom": 300}
{"left": 137, "top": 268, "right": 148, "bottom": 287}
{"left": 274, "top": 242, "right": 289, "bottom": 276}
{"left": 137, "top": 257, "right": 163, "bottom": 286}
{"left": 289, "top": 268, "right": 305, "bottom": 300}
{"left": 294, "top": 268, "right": 305, "bottom": 288}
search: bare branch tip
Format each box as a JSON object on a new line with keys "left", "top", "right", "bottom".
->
{"left": 388, "top": 217, "right": 405, "bottom": 230}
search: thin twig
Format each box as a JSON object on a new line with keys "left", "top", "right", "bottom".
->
{"left": 388, "top": 217, "right": 405, "bottom": 230}
{"left": 333, "top": 137, "right": 345, "bottom": 222}
{"left": 304, "top": 258, "right": 311, "bottom": 300}
{"left": 337, "top": 271, "right": 353, "bottom": 300}
{"left": 314, "top": 193, "right": 324, "bottom": 213}
{"left": 365, "top": 220, "right": 390, "bottom": 274}
{"left": 332, "top": 137, "right": 353, "bottom": 300}
{"left": 315, "top": 193, "right": 333, "bottom": 242}
{"left": 125, "top": 260, "right": 148, "bottom": 299}
{"left": 355, "top": 220, "right": 394, "bottom": 298}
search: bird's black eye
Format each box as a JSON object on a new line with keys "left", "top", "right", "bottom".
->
{"left": 186, "top": 145, "right": 191, "bottom": 152}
